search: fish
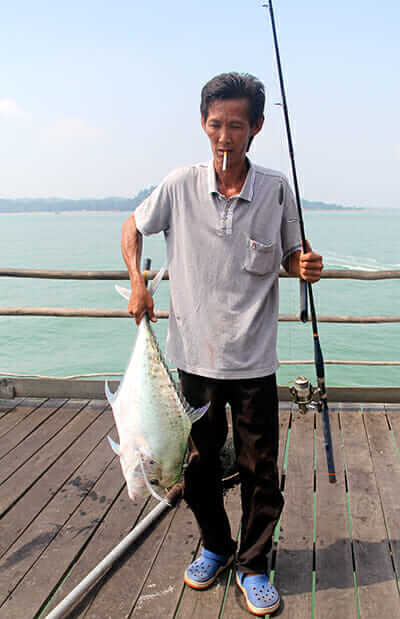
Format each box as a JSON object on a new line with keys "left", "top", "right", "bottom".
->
{"left": 105, "top": 267, "right": 209, "bottom": 503}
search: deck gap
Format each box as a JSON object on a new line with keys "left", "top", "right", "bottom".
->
{"left": 172, "top": 538, "right": 202, "bottom": 619}
{"left": 219, "top": 520, "right": 241, "bottom": 618}
{"left": 338, "top": 406, "right": 361, "bottom": 618}
{"left": 35, "top": 482, "right": 131, "bottom": 619}
{"left": 312, "top": 411, "right": 317, "bottom": 619}
{"left": 0, "top": 450, "right": 119, "bottom": 610}
{"left": 281, "top": 414, "right": 292, "bottom": 475}
{"left": 362, "top": 409, "right": 400, "bottom": 594}
{"left": 0, "top": 400, "right": 92, "bottom": 490}
{"left": 387, "top": 539, "right": 399, "bottom": 584}
{"left": 128, "top": 500, "right": 181, "bottom": 617}
{"left": 0, "top": 398, "right": 58, "bottom": 461}
{"left": 218, "top": 563, "right": 234, "bottom": 619}
{"left": 0, "top": 402, "right": 108, "bottom": 519}
{"left": 0, "top": 407, "right": 114, "bottom": 558}
{"left": 385, "top": 407, "right": 400, "bottom": 463}
{"left": 0, "top": 398, "right": 50, "bottom": 444}
{"left": 269, "top": 543, "right": 277, "bottom": 572}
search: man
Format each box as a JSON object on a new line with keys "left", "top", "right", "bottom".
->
{"left": 121, "top": 72, "right": 322, "bottom": 616}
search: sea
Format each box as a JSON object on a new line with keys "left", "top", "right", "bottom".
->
{"left": 1, "top": 208, "right": 399, "bottom": 388}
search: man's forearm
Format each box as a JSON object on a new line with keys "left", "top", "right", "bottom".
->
{"left": 283, "top": 250, "right": 301, "bottom": 277}
{"left": 121, "top": 214, "right": 145, "bottom": 287}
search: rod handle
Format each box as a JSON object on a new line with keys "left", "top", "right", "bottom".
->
{"left": 143, "top": 257, "right": 152, "bottom": 288}
{"left": 300, "top": 279, "right": 308, "bottom": 322}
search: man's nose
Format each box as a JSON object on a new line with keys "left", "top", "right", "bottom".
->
{"left": 218, "top": 126, "right": 232, "bottom": 144}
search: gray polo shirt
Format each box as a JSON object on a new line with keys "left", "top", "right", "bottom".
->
{"left": 134, "top": 158, "right": 301, "bottom": 379}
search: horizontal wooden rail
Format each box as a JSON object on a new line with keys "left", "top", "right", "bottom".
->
{"left": 1, "top": 377, "right": 399, "bottom": 402}
{"left": 0, "top": 307, "right": 169, "bottom": 319}
{"left": 0, "top": 268, "right": 399, "bottom": 280}
{"left": 0, "top": 307, "right": 399, "bottom": 322}
{"left": 1, "top": 359, "right": 399, "bottom": 381}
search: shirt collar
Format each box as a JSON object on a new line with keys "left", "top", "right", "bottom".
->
{"left": 207, "top": 157, "right": 256, "bottom": 202}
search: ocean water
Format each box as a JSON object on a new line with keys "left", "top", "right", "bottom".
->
{"left": 0, "top": 209, "right": 399, "bottom": 388}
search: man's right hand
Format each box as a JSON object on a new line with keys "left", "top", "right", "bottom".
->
{"left": 128, "top": 283, "right": 157, "bottom": 325}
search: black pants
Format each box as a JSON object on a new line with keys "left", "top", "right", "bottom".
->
{"left": 179, "top": 370, "right": 284, "bottom": 574}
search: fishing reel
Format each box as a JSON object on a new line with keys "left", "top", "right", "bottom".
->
{"left": 289, "top": 376, "right": 322, "bottom": 415}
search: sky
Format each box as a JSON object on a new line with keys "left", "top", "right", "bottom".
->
{"left": 1, "top": 0, "right": 399, "bottom": 208}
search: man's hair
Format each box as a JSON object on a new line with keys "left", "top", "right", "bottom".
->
{"left": 200, "top": 72, "right": 265, "bottom": 126}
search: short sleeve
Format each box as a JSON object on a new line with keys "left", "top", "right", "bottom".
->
{"left": 280, "top": 179, "right": 302, "bottom": 262}
{"left": 134, "top": 179, "right": 171, "bottom": 236}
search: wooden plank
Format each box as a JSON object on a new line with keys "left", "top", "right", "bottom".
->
{"left": 0, "top": 398, "right": 67, "bottom": 459}
{"left": 0, "top": 401, "right": 111, "bottom": 559}
{"left": 80, "top": 499, "right": 175, "bottom": 618}
{"left": 43, "top": 491, "right": 149, "bottom": 616}
{"left": 176, "top": 485, "right": 242, "bottom": 619}
{"left": 131, "top": 497, "right": 200, "bottom": 618}
{"left": 9, "top": 379, "right": 120, "bottom": 400}
{"left": 0, "top": 399, "right": 86, "bottom": 487}
{"left": 219, "top": 407, "right": 291, "bottom": 618}
{"left": 272, "top": 409, "right": 315, "bottom": 618}
{"left": 341, "top": 407, "right": 400, "bottom": 618}
{"left": 314, "top": 405, "right": 357, "bottom": 618}
{"left": 0, "top": 398, "right": 24, "bottom": 419}
{"left": 0, "top": 400, "right": 107, "bottom": 519}
{"left": 388, "top": 408, "right": 400, "bottom": 451}
{"left": 0, "top": 398, "right": 47, "bottom": 438}
{"left": 0, "top": 444, "right": 123, "bottom": 618}
{"left": 364, "top": 408, "right": 400, "bottom": 583}
{"left": 131, "top": 409, "right": 293, "bottom": 619}
{"left": 0, "top": 421, "right": 117, "bottom": 609}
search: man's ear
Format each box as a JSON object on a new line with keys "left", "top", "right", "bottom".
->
{"left": 251, "top": 114, "right": 264, "bottom": 137}
{"left": 200, "top": 114, "right": 207, "bottom": 132}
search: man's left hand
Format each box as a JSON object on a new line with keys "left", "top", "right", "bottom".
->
{"left": 300, "top": 240, "right": 323, "bottom": 283}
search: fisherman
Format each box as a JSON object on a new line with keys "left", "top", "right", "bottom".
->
{"left": 121, "top": 72, "right": 322, "bottom": 616}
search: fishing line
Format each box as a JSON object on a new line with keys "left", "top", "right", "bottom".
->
{"left": 264, "top": 1, "right": 336, "bottom": 482}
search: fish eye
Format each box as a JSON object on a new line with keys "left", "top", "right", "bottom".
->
{"left": 150, "top": 479, "right": 158, "bottom": 485}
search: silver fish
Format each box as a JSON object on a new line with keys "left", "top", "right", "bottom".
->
{"left": 105, "top": 268, "right": 208, "bottom": 503}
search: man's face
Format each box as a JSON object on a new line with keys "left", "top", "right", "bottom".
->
{"left": 201, "top": 98, "right": 263, "bottom": 169}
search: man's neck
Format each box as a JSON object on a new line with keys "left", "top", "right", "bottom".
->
{"left": 215, "top": 157, "right": 249, "bottom": 199}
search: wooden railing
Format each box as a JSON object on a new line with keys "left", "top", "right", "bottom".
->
{"left": 0, "top": 267, "right": 399, "bottom": 401}
{"left": 1, "top": 268, "right": 399, "bottom": 323}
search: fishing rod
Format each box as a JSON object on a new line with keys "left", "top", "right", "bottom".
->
{"left": 264, "top": 0, "right": 336, "bottom": 483}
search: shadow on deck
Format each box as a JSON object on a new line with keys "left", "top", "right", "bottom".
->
{"left": 0, "top": 398, "right": 399, "bottom": 618}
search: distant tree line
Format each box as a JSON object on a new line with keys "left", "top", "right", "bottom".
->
{"left": 0, "top": 188, "right": 361, "bottom": 213}
{"left": 0, "top": 187, "right": 156, "bottom": 213}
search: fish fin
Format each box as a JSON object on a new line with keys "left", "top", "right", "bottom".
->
{"left": 148, "top": 265, "right": 167, "bottom": 297}
{"left": 105, "top": 380, "right": 118, "bottom": 406}
{"left": 115, "top": 285, "right": 131, "bottom": 301}
{"left": 138, "top": 452, "right": 166, "bottom": 504}
{"left": 187, "top": 402, "right": 210, "bottom": 424}
{"left": 107, "top": 436, "right": 121, "bottom": 456}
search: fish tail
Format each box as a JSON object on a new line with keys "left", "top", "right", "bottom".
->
{"left": 114, "top": 266, "right": 166, "bottom": 302}
{"left": 148, "top": 265, "right": 167, "bottom": 297}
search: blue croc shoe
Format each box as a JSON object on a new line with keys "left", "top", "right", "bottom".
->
{"left": 184, "top": 548, "right": 233, "bottom": 590}
{"left": 236, "top": 571, "right": 280, "bottom": 616}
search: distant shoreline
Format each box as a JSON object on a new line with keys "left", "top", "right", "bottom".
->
{"left": 0, "top": 189, "right": 387, "bottom": 214}
{"left": 0, "top": 206, "right": 367, "bottom": 214}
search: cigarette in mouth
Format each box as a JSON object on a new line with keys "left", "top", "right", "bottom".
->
{"left": 222, "top": 151, "right": 227, "bottom": 172}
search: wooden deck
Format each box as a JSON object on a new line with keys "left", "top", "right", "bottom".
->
{"left": 0, "top": 398, "right": 399, "bottom": 618}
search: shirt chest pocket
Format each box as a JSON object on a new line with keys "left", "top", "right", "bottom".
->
{"left": 244, "top": 237, "right": 276, "bottom": 276}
